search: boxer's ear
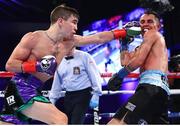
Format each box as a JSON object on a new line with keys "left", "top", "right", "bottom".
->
{"left": 57, "top": 17, "right": 64, "bottom": 27}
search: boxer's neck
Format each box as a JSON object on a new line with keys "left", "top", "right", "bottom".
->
{"left": 45, "top": 31, "right": 57, "bottom": 44}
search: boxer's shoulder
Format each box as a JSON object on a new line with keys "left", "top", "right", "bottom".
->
{"left": 144, "top": 30, "right": 160, "bottom": 38}
{"left": 20, "top": 31, "right": 45, "bottom": 45}
{"left": 24, "top": 30, "right": 45, "bottom": 39}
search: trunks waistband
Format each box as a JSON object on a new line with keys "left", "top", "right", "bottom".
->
{"left": 139, "top": 70, "right": 170, "bottom": 95}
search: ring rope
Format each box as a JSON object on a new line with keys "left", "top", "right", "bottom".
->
{"left": 1, "top": 89, "right": 180, "bottom": 98}
{"left": 101, "top": 72, "right": 180, "bottom": 78}
{"left": 0, "top": 71, "right": 179, "bottom": 97}
{"left": 86, "top": 112, "right": 180, "bottom": 118}
{"left": 0, "top": 71, "right": 180, "bottom": 78}
{"left": 0, "top": 71, "right": 15, "bottom": 78}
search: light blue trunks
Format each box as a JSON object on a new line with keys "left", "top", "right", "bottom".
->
{"left": 139, "top": 70, "right": 170, "bottom": 95}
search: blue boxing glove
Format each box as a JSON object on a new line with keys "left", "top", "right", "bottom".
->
{"left": 36, "top": 55, "right": 57, "bottom": 75}
{"left": 108, "top": 67, "right": 130, "bottom": 91}
{"left": 89, "top": 94, "right": 99, "bottom": 109}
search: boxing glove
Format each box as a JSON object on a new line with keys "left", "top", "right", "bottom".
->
{"left": 119, "top": 21, "right": 141, "bottom": 51}
{"left": 123, "top": 21, "right": 141, "bottom": 36}
{"left": 108, "top": 67, "right": 130, "bottom": 91}
{"left": 119, "top": 36, "right": 134, "bottom": 51}
{"left": 22, "top": 55, "right": 57, "bottom": 75}
{"left": 89, "top": 94, "right": 99, "bottom": 109}
{"left": 112, "top": 21, "right": 141, "bottom": 40}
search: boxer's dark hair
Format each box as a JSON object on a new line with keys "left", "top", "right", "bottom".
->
{"left": 50, "top": 4, "right": 79, "bottom": 25}
{"left": 144, "top": 9, "right": 161, "bottom": 23}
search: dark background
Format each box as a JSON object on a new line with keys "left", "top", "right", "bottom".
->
{"left": 0, "top": 0, "right": 180, "bottom": 124}
{"left": 0, "top": 0, "right": 179, "bottom": 71}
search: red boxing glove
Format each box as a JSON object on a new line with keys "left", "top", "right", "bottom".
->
{"left": 112, "top": 29, "right": 127, "bottom": 39}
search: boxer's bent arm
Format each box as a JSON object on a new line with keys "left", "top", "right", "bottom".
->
{"left": 125, "top": 31, "right": 158, "bottom": 71}
{"left": 120, "top": 51, "right": 130, "bottom": 66}
{"left": 21, "top": 55, "right": 57, "bottom": 75}
{"left": 120, "top": 50, "right": 136, "bottom": 66}
{"left": 6, "top": 32, "right": 35, "bottom": 73}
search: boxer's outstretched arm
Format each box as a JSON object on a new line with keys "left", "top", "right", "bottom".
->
{"left": 75, "top": 21, "right": 141, "bottom": 46}
{"left": 74, "top": 30, "right": 126, "bottom": 46}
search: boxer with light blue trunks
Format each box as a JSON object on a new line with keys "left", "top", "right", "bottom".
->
{"left": 107, "top": 10, "right": 170, "bottom": 125}
{"left": 0, "top": 73, "right": 50, "bottom": 124}
{"left": 112, "top": 70, "right": 170, "bottom": 124}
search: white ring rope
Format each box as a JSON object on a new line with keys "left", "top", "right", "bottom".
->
{"left": 1, "top": 89, "right": 180, "bottom": 98}
{"left": 102, "top": 89, "right": 180, "bottom": 95}
{"left": 86, "top": 112, "right": 180, "bottom": 118}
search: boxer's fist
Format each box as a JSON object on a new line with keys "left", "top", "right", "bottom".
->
{"left": 119, "top": 35, "right": 134, "bottom": 51}
{"left": 112, "top": 21, "right": 141, "bottom": 41}
{"left": 36, "top": 55, "right": 57, "bottom": 75}
{"left": 123, "top": 21, "right": 141, "bottom": 37}
{"left": 108, "top": 67, "right": 130, "bottom": 91}
{"left": 119, "top": 21, "right": 141, "bottom": 51}
{"left": 107, "top": 73, "right": 123, "bottom": 91}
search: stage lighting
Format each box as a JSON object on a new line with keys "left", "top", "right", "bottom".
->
{"left": 139, "top": 0, "right": 174, "bottom": 15}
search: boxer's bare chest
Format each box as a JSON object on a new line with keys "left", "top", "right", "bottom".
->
{"left": 31, "top": 39, "right": 60, "bottom": 59}
{"left": 44, "top": 31, "right": 59, "bottom": 55}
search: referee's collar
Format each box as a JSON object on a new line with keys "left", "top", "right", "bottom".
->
{"left": 65, "top": 56, "right": 74, "bottom": 60}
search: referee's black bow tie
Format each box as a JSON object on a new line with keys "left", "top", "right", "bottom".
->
{"left": 65, "top": 56, "right": 74, "bottom": 60}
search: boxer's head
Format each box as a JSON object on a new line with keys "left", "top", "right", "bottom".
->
{"left": 139, "top": 10, "right": 161, "bottom": 34}
{"left": 50, "top": 4, "right": 79, "bottom": 25}
{"left": 50, "top": 5, "right": 79, "bottom": 39}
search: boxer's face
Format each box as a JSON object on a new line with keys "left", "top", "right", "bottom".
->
{"left": 58, "top": 15, "right": 78, "bottom": 39}
{"left": 140, "top": 14, "right": 160, "bottom": 34}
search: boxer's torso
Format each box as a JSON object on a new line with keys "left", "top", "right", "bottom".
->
{"left": 26, "top": 31, "right": 60, "bottom": 82}
{"left": 141, "top": 32, "right": 168, "bottom": 74}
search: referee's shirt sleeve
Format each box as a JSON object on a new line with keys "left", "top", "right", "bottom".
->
{"left": 85, "top": 53, "right": 102, "bottom": 96}
{"left": 49, "top": 70, "right": 62, "bottom": 104}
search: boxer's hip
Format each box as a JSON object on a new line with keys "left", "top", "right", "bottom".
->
{"left": 0, "top": 73, "right": 49, "bottom": 123}
{"left": 11, "top": 73, "right": 43, "bottom": 102}
{"left": 139, "top": 70, "right": 170, "bottom": 95}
